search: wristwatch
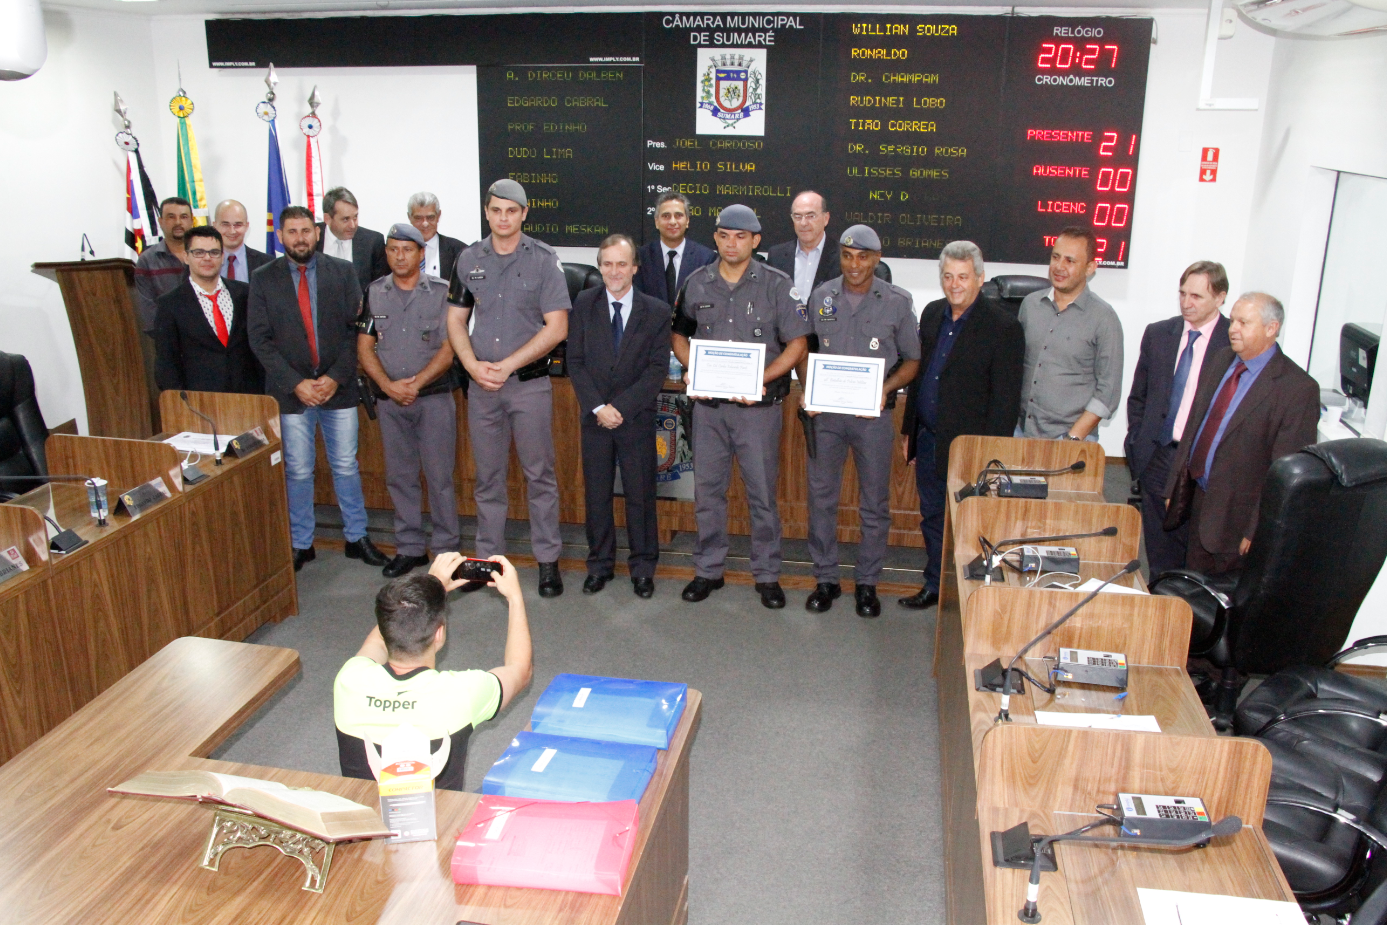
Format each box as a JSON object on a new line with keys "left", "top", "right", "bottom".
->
{"left": 1064, "top": 434, "right": 1083, "bottom": 441}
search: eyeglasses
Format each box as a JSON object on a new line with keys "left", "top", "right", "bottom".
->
{"left": 188, "top": 249, "right": 223, "bottom": 259}
{"left": 215, "top": 222, "right": 249, "bottom": 231}
{"left": 790, "top": 212, "right": 822, "bottom": 223}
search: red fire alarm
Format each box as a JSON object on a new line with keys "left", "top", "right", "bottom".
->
{"left": 1199, "top": 148, "right": 1220, "bottom": 183}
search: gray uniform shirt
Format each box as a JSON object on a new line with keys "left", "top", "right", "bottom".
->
{"left": 364, "top": 274, "right": 450, "bottom": 380}
{"left": 808, "top": 276, "right": 920, "bottom": 370}
{"left": 673, "top": 261, "right": 813, "bottom": 366}
{"left": 1017, "top": 286, "right": 1124, "bottom": 438}
{"left": 447, "top": 234, "right": 570, "bottom": 363}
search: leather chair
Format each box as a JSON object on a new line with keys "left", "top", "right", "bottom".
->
{"left": 0, "top": 351, "right": 49, "bottom": 497}
{"left": 982, "top": 275, "right": 1049, "bottom": 315}
{"left": 549, "top": 263, "right": 604, "bottom": 377}
{"left": 750, "top": 252, "right": 892, "bottom": 283}
{"left": 1151, "top": 439, "right": 1387, "bottom": 727}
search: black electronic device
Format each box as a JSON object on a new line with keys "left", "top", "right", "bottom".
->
{"left": 1341, "top": 322, "right": 1380, "bottom": 404}
{"left": 956, "top": 460, "right": 1085, "bottom": 502}
{"left": 1056, "top": 647, "right": 1128, "bottom": 689}
{"left": 997, "top": 475, "right": 1048, "bottom": 499}
{"left": 179, "top": 391, "right": 223, "bottom": 466}
{"left": 1017, "top": 545, "right": 1080, "bottom": 574}
{"left": 181, "top": 465, "right": 210, "bottom": 484}
{"left": 966, "top": 527, "right": 1115, "bottom": 583}
{"left": 452, "top": 558, "right": 505, "bottom": 583}
{"left": 974, "top": 660, "right": 1026, "bottom": 695}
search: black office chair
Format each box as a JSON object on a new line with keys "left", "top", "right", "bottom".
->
{"left": 548, "top": 263, "right": 604, "bottom": 377}
{"left": 1150, "top": 439, "right": 1387, "bottom": 727}
{"left": 981, "top": 275, "right": 1049, "bottom": 316}
{"left": 0, "top": 351, "right": 49, "bottom": 499}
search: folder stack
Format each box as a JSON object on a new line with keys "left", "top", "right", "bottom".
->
{"left": 481, "top": 731, "right": 659, "bottom": 803}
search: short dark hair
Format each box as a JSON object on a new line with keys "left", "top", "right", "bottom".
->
{"left": 597, "top": 233, "right": 639, "bottom": 265}
{"left": 322, "top": 187, "right": 358, "bottom": 218}
{"left": 1057, "top": 226, "right": 1099, "bottom": 264}
{"left": 185, "top": 225, "right": 223, "bottom": 247}
{"left": 1180, "top": 260, "right": 1229, "bottom": 296}
{"left": 655, "top": 192, "right": 691, "bottom": 215}
{"left": 280, "top": 205, "right": 315, "bottom": 227}
{"left": 160, "top": 196, "right": 192, "bottom": 215}
{"left": 375, "top": 573, "right": 447, "bottom": 658}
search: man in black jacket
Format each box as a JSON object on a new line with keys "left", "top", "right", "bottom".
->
{"left": 407, "top": 191, "right": 467, "bottom": 283}
{"left": 634, "top": 192, "right": 718, "bottom": 305}
{"left": 249, "top": 205, "right": 386, "bottom": 572}
{"left": 315, "top": 187, "right": 389, "bottom": 291}
{"left": 900, "top": 241, "right": 1025, "bottom": 609}
{"left": 154, "top": 225, "right": 263, "bottom": 395}
{"left": 568, "top": 234, "right": 672, "bottom": 598}
{"left": 766, "top": 191, "right": 834, "bottom": 300}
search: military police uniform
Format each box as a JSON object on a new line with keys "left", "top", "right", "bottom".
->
{"left": 804, "top": 237, "right": 919, "bottom": 604}
{"left": 447, "top": 188, "right": 570, "bottom": 566}
{"left": 672, "top": 206, "right": 813, "bottom": 591}
{"left": 361, "top": 264, "right": 460, "bottom": 559}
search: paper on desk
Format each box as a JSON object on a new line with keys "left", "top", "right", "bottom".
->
{"left": 163, "top": 432, "right": 236, "bottom": 454}
{"left": 1035, "top": 711, "right": 1161, "bottom": 732}
{"left": 1075, "top": 577, "right": 1148, "bottom": 595}
{"left": 1137, "top": 888, "right": 1302, "bottom": 924}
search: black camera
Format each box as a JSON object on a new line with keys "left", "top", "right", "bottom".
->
{"left": 452, "top": 558, "right": 503, "bottom": 582}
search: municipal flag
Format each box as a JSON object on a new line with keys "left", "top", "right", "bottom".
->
{"left": 170, "top": 91, "right": 208, "bottom": 225}
{"left": 122, "top": 149, "right": 161, "bottom": 258}
{"left": 265, "top": 118, "right": 293, "bottom": 255}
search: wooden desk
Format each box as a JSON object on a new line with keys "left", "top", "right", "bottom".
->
{"left": 0, "top": 636, "right": 701, "bottom": 924}
{"left": 0, "top": 393, "right": 295, "bottom": 763}
{"left": 946, "top": 435, "right": 1107, "bottom": 511}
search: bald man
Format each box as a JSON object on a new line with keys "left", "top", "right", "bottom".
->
{"left": 213, "top": 199, "right": 272, "bottom": 284}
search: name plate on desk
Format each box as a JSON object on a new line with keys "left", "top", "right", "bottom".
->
{"left": 0, "top": 546, "right": 29, "bottom": 586}
{"left": 225, "top": 426, "right": 269, "bottom": 458}
{"left": 116, "top": 477, "right": 172, "bottom": 519}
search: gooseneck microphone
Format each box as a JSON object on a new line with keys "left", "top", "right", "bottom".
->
{"left": 956, "top": 459, "right": 1087, "bottom": 501}
{"left": 0, "top": 473, "right": 107, "bottom": 549}
{"left": 180, "top": 390, "right": 222, "bottom": 465}
{"left": 997, "top": 558, "right": 1141, "bottom": 721}
{"left": 971, "top": 526, "right": 1119, "bottom": 584}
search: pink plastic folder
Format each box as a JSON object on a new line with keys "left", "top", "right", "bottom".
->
{"left": 451, "top": 796, "right": 639, "bottom": 896}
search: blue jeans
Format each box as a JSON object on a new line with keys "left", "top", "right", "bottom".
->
{"left": 915, "top": 427, "right": 947, "bottom": 594}
{"left": 280, "top": 407, "right": 368, "bottom": 549}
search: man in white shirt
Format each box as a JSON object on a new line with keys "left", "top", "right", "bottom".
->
{"left": 212, "top": 199, "right": 271, "bottom": 283}
{"left": 407, "top": 191, "right": 467, "bottom": 283}
{"left": 314, "top": 186, "right": 388, "bottom": 290}
{"left": 767, "top": 190, "right": 834, "bottom": 299}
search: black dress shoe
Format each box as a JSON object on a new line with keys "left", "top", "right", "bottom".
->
{"left": 345, "top": 536, "right": 387, "bottom": 567}
{"left": 538, "top": 561, "right": 564, "bottom": 598}
{"left": 681, "top": 576, "right": 724, "bottom": 602}
{"left": 805, "top": 582, "right": 842, "bottom": 613}
{"left": 632, "top": 577, "right": 655, "bottom": 599}
{"left": 756, "top": 582, "right": 786, "bottom": 609}
{"left": 383, "top": 554, "right": 429, "bottom": 578}
{"left": 898, "top": 587, "right": 939, "bottom": 610}
{"left": 582, "top": 574, "right": 610, "bottom": 595}
{"left": 292, "top": 546, "right": 315, "bottom": 572}
{"left": 855, "top": 584, "right": 882, "bottom": 618}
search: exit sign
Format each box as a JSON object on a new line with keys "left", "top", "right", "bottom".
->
{"left": 1199, "top": 147, "right": 1220, "bottom": 183}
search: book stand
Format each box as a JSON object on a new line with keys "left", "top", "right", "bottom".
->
{"left": 200, "top": 808, "right": 336, "bottom": 892}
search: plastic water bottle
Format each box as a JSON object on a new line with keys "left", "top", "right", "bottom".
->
{"left": 668, "top": 351, "right": 683, "bottom": 380}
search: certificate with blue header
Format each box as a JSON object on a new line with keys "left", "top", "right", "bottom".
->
{"left": 803, "top": 354, "right": 886, "bottom": 417}
{"left": 686, "top": 339, "right": 766, "bottom": 402}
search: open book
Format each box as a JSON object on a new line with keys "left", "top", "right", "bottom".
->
{"left": 109, "top": 770, "right": 391, "bottom": 842}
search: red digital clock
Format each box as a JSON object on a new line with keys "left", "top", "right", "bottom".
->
{"left": 1037, "top": 43, "right": 1119, "bottom": 70}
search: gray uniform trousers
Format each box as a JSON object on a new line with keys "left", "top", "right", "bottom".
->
{"left": 692, "top": 401, "right": 783, "bottom": 582}
{"left": 467, "top": 375, "right": 563, "bottom": 562}
{"left": 806, "top": 411, "right": 896, "bottom": 584}
{"left": 377, "top": 390, "right": 460, "bottom": 557}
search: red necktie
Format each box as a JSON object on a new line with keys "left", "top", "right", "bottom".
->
{"left": 226, "top": 254, "right": 237, "bottom": 281}
{"left": 210, "top": 293, "right": 230, "bottom": 347}
{"left": 297, "top": 266, "right": 319, "bottom": 366}
{"left": 1188, "top": 359, "right": 1247, "bottom": 479}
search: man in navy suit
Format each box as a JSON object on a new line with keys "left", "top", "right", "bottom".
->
{"left": 568, "top": 234, "right": 672, "bottom": 599}
{"left": 1125, "top": 261, "right": 1231, "bottom": 576}
{"left": 634, "top": 192, "right": 717, "bottom": 305}
{"left": 766, "top": 191, "right": 835, "bottom": 299}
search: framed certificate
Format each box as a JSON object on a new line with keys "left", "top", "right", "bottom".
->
{"left": 686, "top": 339, "right": 767, "bottom": 402}
{"left": 802, "top": 354, "right": 886, "bottom": 417}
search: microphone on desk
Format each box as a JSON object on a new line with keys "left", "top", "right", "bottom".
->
{"left": 956, "top": 459, "right": 1086, "bottom": 501}
{"left": 180, "top": 391, "right": 222, "bottom": 466}
{"left": 1013, "top": 814, "right": 1242, "bottom": 924}
{"left": 967, "top": 526, "right": 1118, "bottom": 584}
{"left": 0, "top": 473, "right": 108, "bottom": 548}
{"left": 990, "top": 558, "right": 1141, "bottom": 722}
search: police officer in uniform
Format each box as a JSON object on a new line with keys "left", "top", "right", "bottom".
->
{"left": 671, "top": 204, "right": 812, "bottom": 609}
{"left": 446, "top": 179, "right": 571, "bottom": 597}
{"left": 357, "top": 224, "right": 460, "bottom": 578}
{"left": 797, "top": 226, "right": 920, "bottom": 617}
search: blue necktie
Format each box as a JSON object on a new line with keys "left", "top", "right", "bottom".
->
{"left": 611, "top": 302, "right": 624, "bottom": 352}
{"left": 1160, "top": 329, "right": 1201, "bottom": 444}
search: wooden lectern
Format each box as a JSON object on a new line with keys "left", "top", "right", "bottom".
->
{"left": 31, "top": 258, "right": 159, "bottom": 438}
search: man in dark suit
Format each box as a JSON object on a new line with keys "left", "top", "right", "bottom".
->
{"left": 212, "top": 199, "right": 272, "bottom": 283}
{"left": 900, "top": 241, "right": 1025, "bottom": 609}
{"left": 408, "top": 191, "right": 467, "bottom": 283}
{"left": 1125, "top": 261, "right": 1231, "bottom": 575}
{"left": 568, "top": 234, "right": 672, "bottom": 599}
{"left": 634, "top": 192, "right": 717, "bottom": 305}
{"left": 154, "top": 225, "right": 263, "bottom": 395}
{"left": 249, "top": 205, "right": 387, "bottom": 572}
{"left": 767, "top": 190, "right": 834, "bottom": 299}
{"left": 315, "top": 187, "right": 388, "bottom": 291}
{"left": 1164, "top": 292, "right": 1320, "bottom": 574}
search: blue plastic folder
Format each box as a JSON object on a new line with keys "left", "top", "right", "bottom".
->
{"left": 482, "top": 731, "right": 659, "bottom": 803}
{"left": 529, "top": 674, "right": 688, "bottom": 749}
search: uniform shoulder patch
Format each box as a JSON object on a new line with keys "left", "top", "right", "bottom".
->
{"left": 761, "top": 262, "right": 791, "bottom": 281}
{"left": 531, "top": 238, "right": 558, "bottom": 255}
{"left": 789, "top": 287, "right": 802, "bottom": 303}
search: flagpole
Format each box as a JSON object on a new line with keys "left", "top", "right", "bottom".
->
{"left": 302, "top": 86, "right": 324, "bottom": 221}
{"left": 259, "top": 64, "right": 293, "bottom": 256}
{"left": 113, "top": 91, "right": 160, "bottom": 258}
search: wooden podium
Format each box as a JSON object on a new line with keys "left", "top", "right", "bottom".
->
{"left": 32, "top": 258, "right": 158, "bottom": 438}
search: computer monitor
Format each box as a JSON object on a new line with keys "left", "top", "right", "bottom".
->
{"left": 1341, "top": 323, "right": 1381, "bottom": 403}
